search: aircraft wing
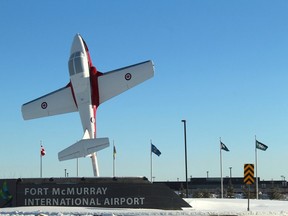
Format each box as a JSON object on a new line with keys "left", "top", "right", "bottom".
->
{"left": 22, "top": 84, "right": 78, "bottom": 120}
{"left": 98, "top": 60, "right": 154, "bottom": 104}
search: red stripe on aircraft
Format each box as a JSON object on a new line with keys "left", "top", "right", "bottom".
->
{"left": 81, "top": 36, "right": 103, "bottom": 107}
{"left": 89, "top": 66, "right": 103, "bottom": 107}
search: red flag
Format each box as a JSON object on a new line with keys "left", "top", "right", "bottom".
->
{"left": 41, "top": 145, "right": 46, "bottom": 156}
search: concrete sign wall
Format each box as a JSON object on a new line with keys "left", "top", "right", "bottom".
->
{"left": 0, "top": 177, "right": 190, "bottom": 210}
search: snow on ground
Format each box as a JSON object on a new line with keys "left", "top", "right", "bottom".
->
{"left": 1, "top": 198, "right": 288, "bottom": 216}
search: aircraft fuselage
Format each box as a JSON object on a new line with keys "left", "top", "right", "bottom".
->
{"left": 68, "top": 35, "right": 98, "bottom": 139}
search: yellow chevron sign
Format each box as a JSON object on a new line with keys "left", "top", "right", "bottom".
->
{"left": 244, "top": 164, "right": 254, "bottom": 185}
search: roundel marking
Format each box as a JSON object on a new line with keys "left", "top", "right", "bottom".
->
{"left": 41, "top": 102, "right": 48, "bottom": 109}
{"left": 90, "top": 117, "right": 95, "bottom": 123}
{"left": 125, "top": 73, "right": 132, "bottom": 80}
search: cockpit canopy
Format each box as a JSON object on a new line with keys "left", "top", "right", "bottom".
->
{"left": 68, "top": 51, "right": 87, "bottom": 76}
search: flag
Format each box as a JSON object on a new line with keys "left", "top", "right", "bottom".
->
{"left": 220, "top": 142, "right": 229, "bottom": 152}
{"left": 256, "top": 140, "right": 268, "bottom": 151}
{"left": 113, "top": 145, "right": 116, "bottom": 160}
{"left": 40, "top": 145, "right": 46, "bottom": 156}
{"left": 151, "top": 144, "right": 161, "bottom": 156}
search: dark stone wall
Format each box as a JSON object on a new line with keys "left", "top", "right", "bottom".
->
{"left": 0, "top": 177, "right": 190, "bottom": 210}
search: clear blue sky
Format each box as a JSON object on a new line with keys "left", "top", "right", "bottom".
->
{"left": 1, "top": 0, "right": 288, "bottom": 181}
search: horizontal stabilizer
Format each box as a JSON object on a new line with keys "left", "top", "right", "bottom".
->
{"left": 58, "top": 138, "right": 109, "bottom": 161}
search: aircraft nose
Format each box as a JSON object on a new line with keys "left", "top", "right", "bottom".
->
{"left": 70, "top": 34, "right": 85, "bottom": 55}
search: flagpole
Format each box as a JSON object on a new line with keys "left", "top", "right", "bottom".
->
{"left": 220, "top": 137, "right": 223, "bottom": 198}
{"left": 150, "top": 139, "right": 153, "bottom": 182}
{"left": 255, "top": 135, "right": 258, "bottom": 199}
{"left": 113, "top": 140, "right": 115, "bottom": 177}
{"left": 77, "top": 158, "right": 79, "bottom": 177}
{"left": 40, "top": 140, "right": 42, "bottom": 178}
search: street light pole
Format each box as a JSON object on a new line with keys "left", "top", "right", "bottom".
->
{"left": 182, "top": 120, "right": 188, "bottom": 198}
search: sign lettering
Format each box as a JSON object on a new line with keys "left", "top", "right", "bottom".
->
{"left": 20, "top": 185, "right": 145, "bottom": 207}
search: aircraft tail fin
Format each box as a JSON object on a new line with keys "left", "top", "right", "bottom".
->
{"left": 58, "top": 138, "right": 109, "bottom": 161}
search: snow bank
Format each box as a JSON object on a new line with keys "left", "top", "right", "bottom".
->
{"left": 1, "top": 198, "right": 288, "bottom": 216}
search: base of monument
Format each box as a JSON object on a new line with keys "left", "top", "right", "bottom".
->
{"left": 0, "top": 177, "right": 191, "bottom": 210}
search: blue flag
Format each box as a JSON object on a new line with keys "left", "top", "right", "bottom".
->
{"left": 256, "top": 140, "right": 268, "bottom": 151}
{"left": 151, "top": 144, "right": 161, "bottom": 156}
{"left": 220, "top": 142, "right": 229, "bottom": 152}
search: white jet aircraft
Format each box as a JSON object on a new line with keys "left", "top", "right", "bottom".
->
{"left": 22, "top": 34, "right": 154, "bottom": 177}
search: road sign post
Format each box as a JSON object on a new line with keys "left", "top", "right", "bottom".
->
{"left": 244, "top": 164, "right": 254, "bottom": 211}
{"left": 247, "top": 184, "right": 250, "bottom": 211}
